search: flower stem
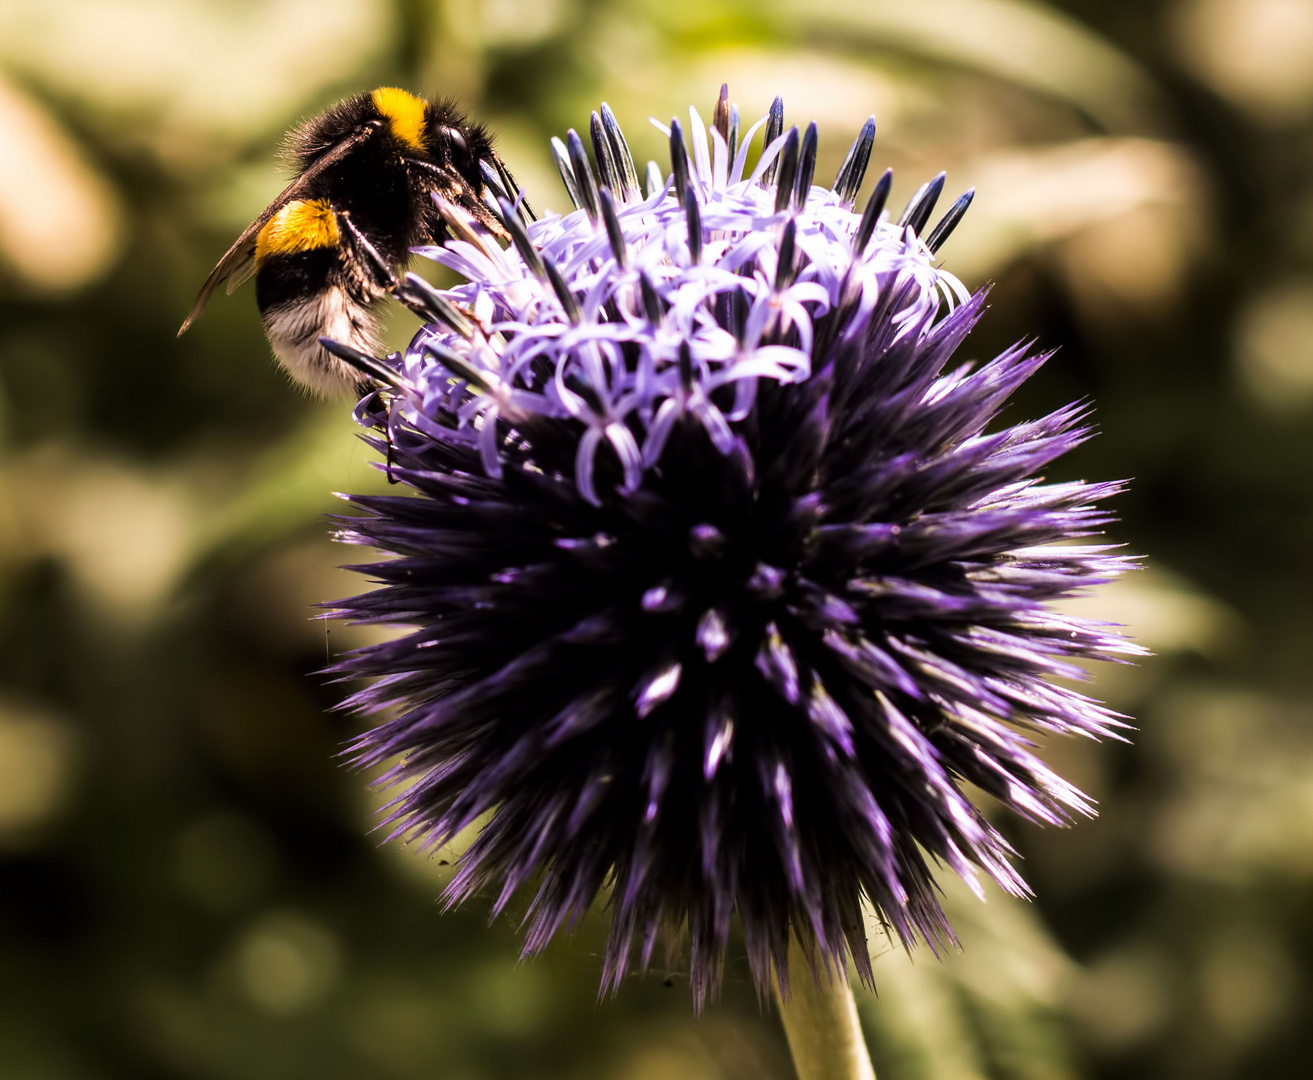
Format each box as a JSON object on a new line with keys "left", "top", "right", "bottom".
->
{"left": 774, "top": 936, "right": 877, "bottom": 1080}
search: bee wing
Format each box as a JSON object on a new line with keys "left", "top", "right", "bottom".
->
{"left": 224, "top": 252, "right": 258, "bottom": 295}
{"left": 177, "top": 126, "right": 377, "bottom": 336}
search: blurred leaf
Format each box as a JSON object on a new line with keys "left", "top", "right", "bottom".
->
{"left": 860, "top": 876, "right": 1078, "bottom": 1080}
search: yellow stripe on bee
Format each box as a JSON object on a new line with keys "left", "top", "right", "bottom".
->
{"left": 372, "top": 87, "right": 426, "bottom": 152}
{"left": 255, "top": 199, "right": 340, "bottom": 263}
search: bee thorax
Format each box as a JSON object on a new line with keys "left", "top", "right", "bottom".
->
{"left": 261, "top": 288, "right": 381, "bottom": 397}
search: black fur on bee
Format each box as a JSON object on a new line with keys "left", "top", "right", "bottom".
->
{"left": 178, "top": 88, "right": 529, "bottom": 397}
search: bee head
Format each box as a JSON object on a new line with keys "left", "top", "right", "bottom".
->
{"left": 422, "top": 100, "right": 496, "bottom": 193}
{"left": 371, "top": 87, "right": 427, "bottom": 153}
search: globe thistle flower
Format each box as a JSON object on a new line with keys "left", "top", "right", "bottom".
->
{"left": 325, "top": 89, "right": 1141, "bottom": 1010}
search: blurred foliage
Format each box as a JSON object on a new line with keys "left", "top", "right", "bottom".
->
{"left": 1, "top": 0, "right": 1312, "bottom": 1077}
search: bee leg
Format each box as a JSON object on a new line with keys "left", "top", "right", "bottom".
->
{"left": 361, "top": 385, "right": 401, "bottom": 485}
{"left": 412, "top": 161, "right": 512, "bottom": 244}
{"left": 461, "top": 194, "right": 511, "bottom": 241}
{"left": 335, "top": 210, "right": 398, "bottom": 292}
{"left": 363, "top": 392, "right": 401, "bottom": 486}
{"left": 354, "top": 383, "right": 399, "bottom": 484}
{"left": 385, "top": 427, "right": 399, "bottom": 485}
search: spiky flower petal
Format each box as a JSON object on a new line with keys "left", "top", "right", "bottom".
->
{"left": 327, "top": 90, "right": 1142, "bottom": 1010}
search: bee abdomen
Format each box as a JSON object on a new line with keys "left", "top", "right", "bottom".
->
{"left": 254, "top": 201, "right": 388, "bottom": 397}
{"left": 259, "top": 284, "right": 382, "bottom": 397}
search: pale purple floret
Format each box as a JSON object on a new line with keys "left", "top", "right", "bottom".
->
{"left": 325, "top": 89, "right": 1143, "bottom": 1011}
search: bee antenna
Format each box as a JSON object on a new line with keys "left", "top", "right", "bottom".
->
{"left": 493, "top": 155, "right": 535, "bottom": 222}
{"left": 483, "top": 159, "right": 534, "bottom": 225}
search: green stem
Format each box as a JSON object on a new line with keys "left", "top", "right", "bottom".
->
{"left": 774, "top": 936, "right": 877, "bottom": 1080}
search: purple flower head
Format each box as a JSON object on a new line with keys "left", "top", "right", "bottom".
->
{"left": 326, "top": 88, "right": 1142, "bottom": 1010}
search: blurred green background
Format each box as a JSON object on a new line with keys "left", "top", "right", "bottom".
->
{"left": 1, "top": 0, "right": 1311, "bottom": 1077}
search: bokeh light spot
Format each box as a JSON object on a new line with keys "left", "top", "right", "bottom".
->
{"left": 1235, "top": 277, "right": 1313, "bottom": 412}
{"left": 0, "top": 79, "right": 123, "bottom": 294}
{"left": 0, "top": 700, "right": 78, "bottom": 842}
{"left": 1170, "top": 0, "right": 1313, "bottom": 123}
{"left": 235, "top": 910, "right": 342, "bottom": 1016}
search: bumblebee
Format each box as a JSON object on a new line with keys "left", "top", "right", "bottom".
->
{"left": 178, "top": 88, "right": 523, "bottom": 396}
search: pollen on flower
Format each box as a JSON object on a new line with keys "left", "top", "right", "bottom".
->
{"left": 324, "top": 86, "right": 1144, "bottom": 1012}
